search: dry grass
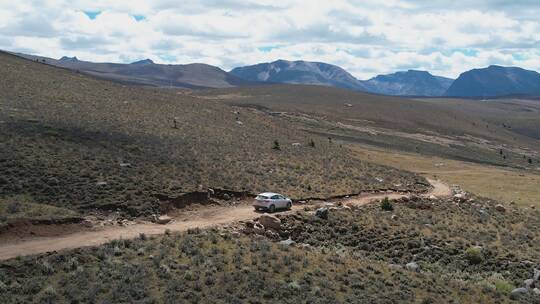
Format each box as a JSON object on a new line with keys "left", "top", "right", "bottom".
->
{"left": 349, "top": 144, "right": 540, "bottom": 207}
{"left": 198, "top": 85, "right": 540, "bottom": 169}
{"left": 0, "top": 195, "right": 78, "bottom": 227}
{"left": 0, "top": 228, "right": 521, "bottom": 303}
{"left": 0, "top": 52, "right": 426, "bottom": 217}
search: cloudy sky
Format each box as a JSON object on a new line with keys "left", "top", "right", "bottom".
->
{"left": 1, "top": 0, "right": 539, "bottom": 79}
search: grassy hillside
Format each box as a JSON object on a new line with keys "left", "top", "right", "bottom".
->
{"left": 1, "top": 195, "right": 537, "bottom": 303}
{"left": 349, "top": 144, "right": 540, "bottom": 207}
{"left": 195, "top": 86, "right": 540, "bottom": 169}
{"left": 427, "top": 98, "right": 540, "bottom": 141}
{"left": 0, "top": 52, "right": 426, "bottom": 217}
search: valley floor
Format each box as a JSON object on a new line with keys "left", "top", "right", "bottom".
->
{"left": 349, "top": 144, "right": 540, "bottom": 208}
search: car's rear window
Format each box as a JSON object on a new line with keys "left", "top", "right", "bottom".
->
{"left": 256, "top": 195, "right": 270, "bottom": 200}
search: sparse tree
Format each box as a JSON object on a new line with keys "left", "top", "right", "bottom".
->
{"left": 528, "top": 158, "right": 533, "bottom": 164}
{"left": 272, "top": 140, "right": 281, "bottom": 150}
{"left": 309, "top": 139, "right": 315, "bottom": 148}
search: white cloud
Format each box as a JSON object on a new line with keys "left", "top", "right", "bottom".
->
{"left": 0, "top": 0, "right": 539, "bottom": 79}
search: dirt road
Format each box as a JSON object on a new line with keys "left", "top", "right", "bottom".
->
{"left": 0, "top": 180, "right": 451, "bottom": 261}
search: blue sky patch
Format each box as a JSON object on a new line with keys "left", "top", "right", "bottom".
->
{"left": 512, "top": 53, "right": 527, "bottom": 61}
{"left": 133, "top": 15, "right": 145, "bottom": 21}
{"left": 158, "top": 54, "right": 176, "bottom": 62}
{"left": 84, "top": 11, "right": 101, "bottom": 20}
{"left": 452, "top": 48, "right": 478, "bottom": 57}
{"left": 258, "top": 46, "right": 279, "bottom": 53}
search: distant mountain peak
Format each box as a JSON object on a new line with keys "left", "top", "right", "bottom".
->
{"left": 364, "top": 70, "right": 454, "bottom": 96}
{"left": 59, "top": 56, "right": 78, "bottom": 62}
{"left": 445, "top": 65, "right": 540, "bottom": 97}
{"left": 131, "top": 59, "right": 154, "bottom": 65}
{"left": 230, "top": 59, "right": 367, "bottom": 91}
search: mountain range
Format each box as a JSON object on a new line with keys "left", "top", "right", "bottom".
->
{"left": 15, "top": 53, "right": 254, "bottom": 89}
{"left": 10, "top": 51, "right": 540, "bottom": 97}
{"left": 230, "top": 60, "right": 455, "bottom": 96}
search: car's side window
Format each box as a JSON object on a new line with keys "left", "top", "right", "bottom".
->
{"left": 271, "top": 195, "right": 280, "bottom": 200}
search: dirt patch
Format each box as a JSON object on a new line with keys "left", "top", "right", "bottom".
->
{"left": 0, "top": 180, "right": 450, "bottom": 261}
{"left": 0, "top": 217, "right": 85, "bottom": 243}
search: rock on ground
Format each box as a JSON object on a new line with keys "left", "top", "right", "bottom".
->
{"left": 495, "top": 204, "right": 506, "bottom": 212}
{"left": 258, "top": 214, "right": 281, "bottom": 231}
{"left": 524, "top": 279, "right": 535, "bottom": 289}
{"left": 510, "top": 287, "right": 528, "bottom": 299}
{"left": 155, "top": 215, "right": 172, "bottom": 224}
{"left": 279, "top": 238, "right": 296, "bottom": 246}
{"left": 406, "top": 262, "right": 420, "bottom": 273}
{"left": 315, "top": 207, "right": 329, "bottom": 220}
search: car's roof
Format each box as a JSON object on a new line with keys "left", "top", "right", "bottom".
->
{"left": 257, "top": 192, "right": 281, "bottom": 197}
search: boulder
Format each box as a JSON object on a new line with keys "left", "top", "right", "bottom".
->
{"left": 495, "top": 204, "right": 506, "bottom": 213}
{"left": 265, "top": 230, "right": 279, "bottom": 238}
{"left": 258, "top": 214, "right": 281, "bottom": 231}
{"left": 428, "top": 195, "right": 437, "bottom": 200}
{"left": 315, "top": 207, "right": 329, "bottom": 220}
{"left": 510, "top": 287, "right": 528, "bottom": 299}
{"left": 533, "top": 288, "right": 540, "bottom": 295}
{"left": 534, "top": 268, "right": 540, "bottom": 282}
{"left": 299, "top": 243, "right": 313, "bottom": 251}
{"left": 524, "top": 279, "right": 535, "bottom": 289}
{"left": 253, "top": 222, "right": 265, "bottom": 234}
{"left": 406, "top": 262, "right": 420, "bottom": 273}
{"left": 453, "top": 193, "right": 466, "bottom": 202}
{"left": 279, "top": 238, "right": 296, "bottom": 246}
{"left": 156, "top": 215, "right": 172, "bottom": 224}
{"left": 244, "top": 220, "right": 255, "bottom": 228}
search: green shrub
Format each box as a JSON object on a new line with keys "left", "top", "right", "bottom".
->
{"left": 272, "top": 140, "right": 281, "bottom": 150}
{"left": 493, "top": 280, "right": 515, "bottom": 294}
{"left": 465, "top": 247, "right": 483, "bottom": 265}
{"left": 381, "top": 197, "right": 393, "bottom": 211}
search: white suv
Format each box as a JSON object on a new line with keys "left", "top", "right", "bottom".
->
{"left": 253, "top": 192, "right": 292, "bottom": 213}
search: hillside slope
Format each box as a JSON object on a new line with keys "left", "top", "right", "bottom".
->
{"left": 196, "top": 85, "right": 540, "bottom": 168}
{"left": 446, "top": 65, "right": 540, "bottom": 97}
{"left": 2, "top": 195, "right": 538, "bottom": 303}
{"left": 15, "top": 52, "right": 254, "bottom": 89}
{"left": 0, "top": 52, "right": 426, "bottom": 217}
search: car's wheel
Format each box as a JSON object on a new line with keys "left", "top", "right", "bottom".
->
{"left": 269, "top": 204, "right": 276, "bottom": 213}
{"left": 286, "top": 202, "right": 292, "bottom": 210}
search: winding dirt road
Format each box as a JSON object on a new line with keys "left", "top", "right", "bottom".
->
{"left": 0, "top": 179, "right": 451, "bottom": 261}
